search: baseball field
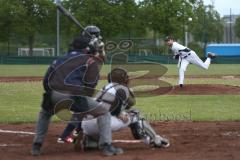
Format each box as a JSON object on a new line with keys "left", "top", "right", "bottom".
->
{"left": 0, "top": 64, "right": 240, "bottom": 160}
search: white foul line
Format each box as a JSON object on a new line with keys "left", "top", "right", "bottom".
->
{"left": 0, "top": 129, "right": 35, "bottom": 135}
{"left": 0, "top": 144, "right": 22, "bottom": 147}
{"left": 113, "top": 139, "right": 142, "bottom": 143}
{"left": 0, "top": 130, "right": 147, "bottom": 144}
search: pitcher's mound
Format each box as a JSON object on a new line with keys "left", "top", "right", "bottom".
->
{"left": 169, "top": 84, "right": 240, "bottom": 95}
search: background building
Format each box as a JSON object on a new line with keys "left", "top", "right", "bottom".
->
{"left": 222, "top": 14, "right": 240, "bottom": 43}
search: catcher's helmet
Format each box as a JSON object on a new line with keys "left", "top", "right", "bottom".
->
{"left": 82, "top": 25, "right": 100, "bottom": 38}
{"left": 108, "top": 67, "right": 129, "bottom": 85}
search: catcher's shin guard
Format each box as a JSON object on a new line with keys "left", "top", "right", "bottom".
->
{"left": 81, "top": 135, "right": 98, "bottom": 151}
{"left": 128, "top": 109, "right": 170, "bottom": 148}
{"left": 73, "top": 130, "right": 84, "bottom": 152}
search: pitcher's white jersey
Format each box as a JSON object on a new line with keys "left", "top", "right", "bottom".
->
{"left": 170, "top": 42, "right": 211, "bottom": 85}
{"left": 171, "top": 42, "right": 192, "bottom": 58}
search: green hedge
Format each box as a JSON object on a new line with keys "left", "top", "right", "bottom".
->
{"left": 0, "top": 55, "right": 239, "bottom": 64}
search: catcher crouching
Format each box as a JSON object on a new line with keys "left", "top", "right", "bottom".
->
{"left": 58, "top": 67, "right": 170, "bottom": 154}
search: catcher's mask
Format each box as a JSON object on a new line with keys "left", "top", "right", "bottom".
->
{"left": 107, "top": 67, "right": 129, "bottom": 85}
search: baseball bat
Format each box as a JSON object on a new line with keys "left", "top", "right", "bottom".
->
{"left": 56, "top": 3, "right": 92, "bottom": 37}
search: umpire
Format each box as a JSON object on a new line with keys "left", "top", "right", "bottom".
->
{"left": 31, "top": 26, "right": 113, "bottom": 156}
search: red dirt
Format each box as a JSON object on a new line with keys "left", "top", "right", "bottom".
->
{"left": 0, "top": 76, "right": 43, "bottom": 82}
{"left": 168, "top": 84, "right": 240, "bottom": 95}
{"left": 0, "top": 77, "right": 239, "bottom": 159}
{"left": 0, "top": 122, "right": 240, "bottom": 160}
{"left": 0, "top": 74, "right": 239, "bottom": 82}
{"left": 1, "top": 77, "right": 240, "bottom": 95}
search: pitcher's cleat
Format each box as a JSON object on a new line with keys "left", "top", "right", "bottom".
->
{"left": 207, "top": 52, "right": 216, "bottom": 59}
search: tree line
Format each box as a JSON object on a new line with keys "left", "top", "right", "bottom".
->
{"left": 0, "top": 0, "right": 236, "bottom": 56}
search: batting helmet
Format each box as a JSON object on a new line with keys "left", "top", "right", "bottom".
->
{"left": 82, "top": 25, "right": 101, "bottom": 38}
{"left": 108, "top": 67, "right": 129, "bottom": 85}
{"left": 70, "top": 35, "right": 91, "bottom": 50}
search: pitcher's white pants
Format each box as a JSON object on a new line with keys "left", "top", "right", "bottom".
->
{"left": 179, "top": 51, "right": 211, "bottom": 85}
{"left": 82, "top": 116, "right": 130, "bottom": 136}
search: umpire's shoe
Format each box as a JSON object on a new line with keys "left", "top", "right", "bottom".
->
{"left": 100, "top": 143, "right": 123, "bottom": 156}
{"left": 31, "top": 143, "right": 42, "bottom": 156}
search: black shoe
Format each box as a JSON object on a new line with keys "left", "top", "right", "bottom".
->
{"left": 207, "top": 52, "right": 216, "bottom": 59}
{"left": 100, "top": 143, "right": 123, "bottom": 156}
{"left": 179, "top": 84, "right": 183, "bottom": 88}
{"left": 31, "top": 143, "right": 42, "bottom": 156}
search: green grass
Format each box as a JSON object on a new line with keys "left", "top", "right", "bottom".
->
{"left": 0, "top": 81, "right": 239, "bottom": 123}
{"left": 0, "top": 64, "right": 239, "bottom": 123}
{"left": 0, "top": 64, "right": 239, "bottom": 77}
{"left": 0, "top": 64, "right": 111, "bottom": 77}
{"left": 0, "top": 65, "right": 48, "bottom": 77}
{"left": 164, "top": 64, "right": 240, "bottom": 76}
{"left": 0, "top": 82, "right": 42, "bottom": 123}
{"left": 137, "top": 95, "right": 240, "bottom": 121}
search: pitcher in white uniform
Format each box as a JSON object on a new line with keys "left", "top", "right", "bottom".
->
{"left": 165, "top": 36, "right": 216, "bottom": 88}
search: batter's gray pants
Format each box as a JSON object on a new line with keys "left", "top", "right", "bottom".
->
{"left": 33, "top": 95, "right": 112, "bottom": 146}
{"left": 33, "top": 108, "right": 52, "bottom": 144}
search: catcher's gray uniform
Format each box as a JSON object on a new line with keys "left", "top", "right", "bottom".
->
{"left": 81, "top": 109, "right": 170, "bottom": 149}
{"left": 93, "top": 82, "right": 135, "bottom": 145}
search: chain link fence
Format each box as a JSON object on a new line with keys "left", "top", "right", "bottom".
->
{"left": 0, "top": 33, "right": 240, "bottom": 64}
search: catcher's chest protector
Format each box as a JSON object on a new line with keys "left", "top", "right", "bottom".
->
{"left": 95, "top": 83, "right": 130, "bottom": 112}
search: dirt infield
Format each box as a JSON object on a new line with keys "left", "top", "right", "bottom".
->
{"left": 0, "top": 75, "right": 239, "bottom": 82}
{"left": 0, "top": 76, "right": 43, "bottom": 82}
{"left": 0, "top": 122, "right": 240, "bottom": 160}
{"left": 168, "top": 84, "right": 240, "bottom": 95}
{"left": 0, "top": 76, "right": 240, "bottom": 159}
{"left": 1, "top": 76, "right": 240, "bottom": 95}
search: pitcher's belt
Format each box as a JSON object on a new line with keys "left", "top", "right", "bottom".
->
{"left": 183, "top": 53, "right": 191, "bottom": 58}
